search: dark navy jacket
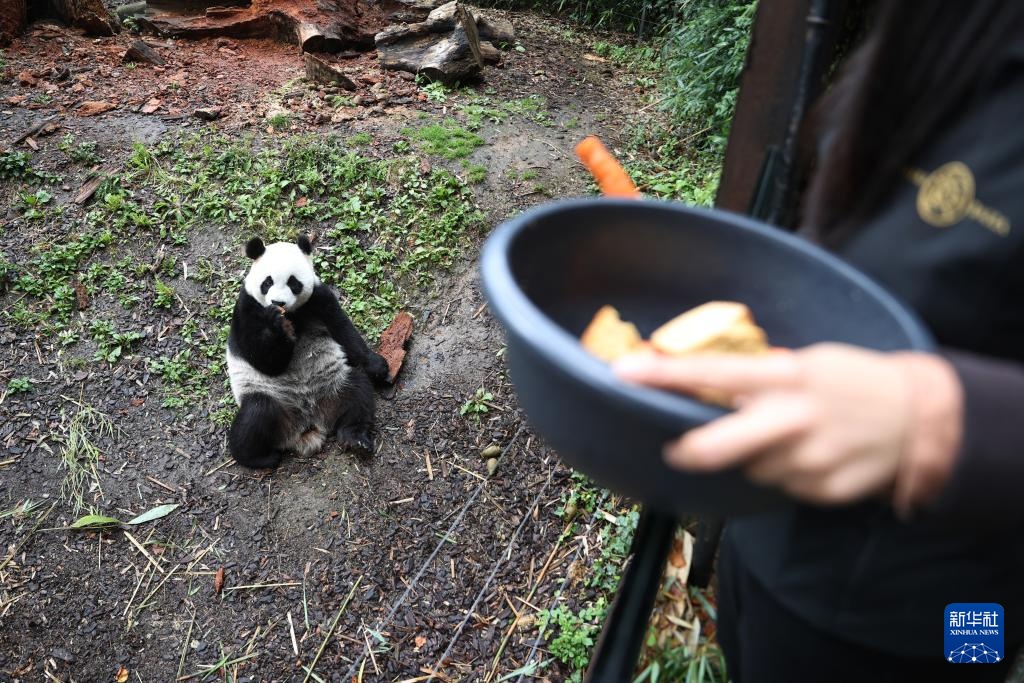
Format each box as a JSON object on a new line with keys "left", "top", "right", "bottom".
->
{"left": 726, "top": 40, "right": 1024, "bottom": 656}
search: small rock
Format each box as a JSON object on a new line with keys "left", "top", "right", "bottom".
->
{"left": 122, "top": 39, "right": 164, "bottom": 66}
{"left": 193, "top": 106, "right": 222, "bottom": 121}
{"left": 50, "top": 647, "right": 75, "bottom": 663}
{"left": 140, "top": 98, "right": 162, "bottom": 114}
{"left": 78, "top": 100, "right": 116, "bottom": 117}
{"left": 481, "top": 444, "right": 501, "bottom": 459}
{"left": 486, "top": 457, "right": 499, "bottom": 476}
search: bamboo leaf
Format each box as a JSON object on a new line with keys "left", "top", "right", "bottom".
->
{"left": 69, "top": 514, "right": 123, "bottom": 529}
{"left": 126, "top": 503, "right": 179, "bottom": 526}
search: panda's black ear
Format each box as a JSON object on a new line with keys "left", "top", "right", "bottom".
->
{"left": 245, "top": 237, "right": 266, "bottom": 260}
{"left": 297, "top": 234, "right": 312, "bottom": 255}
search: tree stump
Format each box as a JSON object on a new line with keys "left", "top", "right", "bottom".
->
{"left": 1, "top": 0, "right": 119, "bottom": 43}
{"left": 0, "top": 0, "right": 27, "bottom": 45}
{"left": 142, "top": 0, "right": 446, "bottom": 51}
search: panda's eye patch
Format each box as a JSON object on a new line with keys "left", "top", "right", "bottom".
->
{"left": 287, "top": 276, "right": 303, "bottom": 295}
{"left": 260, "top": 276, "right": 273, "bottom": 295}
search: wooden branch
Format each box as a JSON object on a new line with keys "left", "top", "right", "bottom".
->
{"left": 457, "top": 3, "right": 482, "bottom": 69}
{"left": 303, "top": 52, "right": 357, "bottom": 89}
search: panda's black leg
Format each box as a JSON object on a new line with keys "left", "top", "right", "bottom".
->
{"left": 334, "top": 371, "right": 376, "bottom": 456}
{"left": 229, "top": 393, "right": 287, "bottom": 469}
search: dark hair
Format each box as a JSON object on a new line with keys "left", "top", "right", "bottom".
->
{"left": 799, "top": 1, "right": 1024, "bottom": 247}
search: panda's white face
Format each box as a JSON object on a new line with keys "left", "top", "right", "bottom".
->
{"left": 243, "top": 239, "right": 318, "bottom": 312}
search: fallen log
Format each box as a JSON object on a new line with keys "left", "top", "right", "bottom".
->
{"left": 145, "top": 0, "right": 391, "bottom": 50}
{"left": 114, "top": 1, "right": 147, "bottom": 19}
{"left": 376, "top": 1, "right": 488, "bottom": 83}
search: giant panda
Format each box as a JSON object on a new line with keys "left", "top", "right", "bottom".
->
{"left": 225, "top": 234, "right": 389, "bottom": 469}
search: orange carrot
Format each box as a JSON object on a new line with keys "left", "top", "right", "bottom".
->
{"left": 575, "top": 135, "right": 641, "bottom": 198}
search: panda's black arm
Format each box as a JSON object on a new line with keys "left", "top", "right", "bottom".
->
{"left": 228, "top": 290, "right": 295, "bottom": 376}
{"left": 303, "top": 284, "right": 376, "bottom": 368}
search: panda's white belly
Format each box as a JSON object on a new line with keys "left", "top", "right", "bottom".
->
{"left": 226, "top": 326, "right": 351, "bottom": 414}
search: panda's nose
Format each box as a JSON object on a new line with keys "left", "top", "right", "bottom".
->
{"left": 271, "top": 299, "right": 286, "bottom": 307}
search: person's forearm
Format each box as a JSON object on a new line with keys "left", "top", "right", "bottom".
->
{"left": 923, "top": 349, "right": 1024, "bottom": 519}
{"left": 892, "top": 353, "right": 963, "bottom": 518}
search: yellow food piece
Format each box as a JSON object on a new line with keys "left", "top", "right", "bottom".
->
{"left": 650, "top": 301, "right": 768, "bottom": 356}
{"left": 580, "top": 305, "right": 642, "bottom": 361}
{"left": 579, "top": 301, "right": 772, "bottom": 407}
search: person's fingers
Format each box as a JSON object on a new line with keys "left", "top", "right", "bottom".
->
{"left": 614, "top": 351, "right": 803, "bottom": 398}
{"left": 663, "top": 394, "right": 815, "bottom": 471}
{"left": 778, "top": 454, "right": 897, "bottom": 505}
{"left": 743, "top": 443, "right": 799, "bottom": 485}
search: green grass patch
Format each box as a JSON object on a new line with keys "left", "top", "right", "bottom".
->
{"left": 504, "top": 95, "right": 551, "bottom": 125}
{"left": 462, "top": 162, "right": 487, "bottom": 184}
{"left": 5, "top": 131, "right": 484, "bottom": 412}
{"left": 329, "top": 94, "right": 356, "bottom": 108}
{"left": 404, "top": 120, "right": 484, "bottom": 160}
{"left": 268, "top": 113, "right": 291, "bottom": 130}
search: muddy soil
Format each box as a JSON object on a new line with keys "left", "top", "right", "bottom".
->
{"left": 0, "top": 9, "right": 657, "bottom": 682}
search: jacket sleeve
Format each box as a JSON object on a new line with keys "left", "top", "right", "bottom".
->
{"left": 928, "top": 348, "right": 1024, "bottom": 519}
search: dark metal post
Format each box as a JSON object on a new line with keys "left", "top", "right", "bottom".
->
{"left": 583, "top": 508, "right": 676, "bottom": 683}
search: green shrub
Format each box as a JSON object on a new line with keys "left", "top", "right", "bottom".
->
{"left": 659, "top": 0, "right": 757, "bottom": 152}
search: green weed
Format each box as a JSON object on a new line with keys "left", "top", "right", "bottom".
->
{"left": 460, "top": 387, "right": 493, "bottom": 417}
{"left": 20, "top": 189, "right": 52, "bottom": 220}
{"left": 88, "top": 320, "right": 144, "bottom": 363}
{"left": 153, "top": 278, "right": 176, "bottom": 308}
{"left": 347, "top": 132, "right": 372, "bottom": 146}
{"left": 536, "top": 600, "right": 607, "bottom": 671}
{"left": 59, "top": 134, "right": 102, "bottom": 166}
{"left": 0, "top": 150, "right": 34, "bottom": 179}
{"left": 418, "top": 79, "right": 450, "bottom": 103}
{"left": 6, "top": 377, "right": 32, "bottom": 394}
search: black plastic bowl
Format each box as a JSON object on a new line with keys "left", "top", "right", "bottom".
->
{"left": 479, "top": 199, "right": 935, "bottom": 516}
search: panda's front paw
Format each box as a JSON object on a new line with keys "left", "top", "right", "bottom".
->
{"left": 365, "top": 352, "right": 391, "bottom": 385}
{"left": 337, "top": 424, "right": 375, "bottom": 456}
{"left": 266, "top": 305, "right": 296, "bottom": 341}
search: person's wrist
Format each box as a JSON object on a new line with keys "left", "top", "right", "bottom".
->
{"left": 891, "top": 353, "right": 963, "bottom": 517}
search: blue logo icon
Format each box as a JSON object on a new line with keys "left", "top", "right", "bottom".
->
{"left": 945, "top": 603, "right": 1004, "bottom": 664}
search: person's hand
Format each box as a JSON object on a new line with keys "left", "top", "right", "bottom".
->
{"left": 613, "top": 343, "right": 964, "bottom": 514}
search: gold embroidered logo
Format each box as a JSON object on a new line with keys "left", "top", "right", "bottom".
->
{"left": 907, "top": 162, "right": 1009, "bottom": 236}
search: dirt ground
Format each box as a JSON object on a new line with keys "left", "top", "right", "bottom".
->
{"left": 0, "top": 9, "right": 669, "bottom": 683}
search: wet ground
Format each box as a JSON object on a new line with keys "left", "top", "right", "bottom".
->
{"left": 0, "top": 8, "right": 678, "bottom": 682}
